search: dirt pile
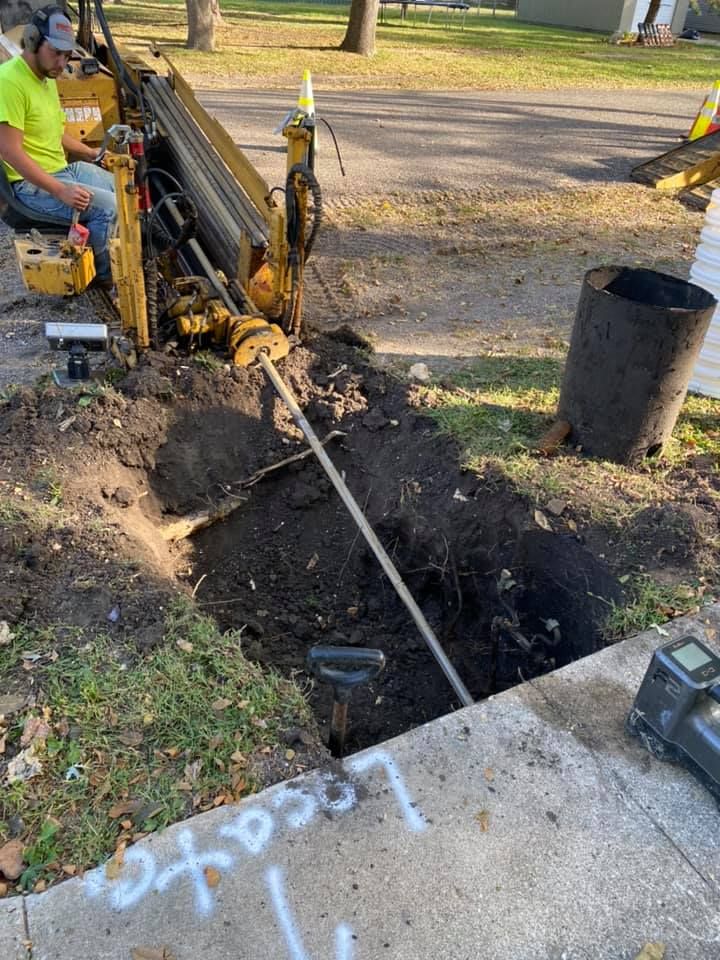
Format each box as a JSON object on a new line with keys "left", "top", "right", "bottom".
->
{"left": 0, "top": 332, "right": 626, "bottom": 750}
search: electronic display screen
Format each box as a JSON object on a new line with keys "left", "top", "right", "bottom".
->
{"left": 671, "top": 642, "right": 713, "bottom": 672}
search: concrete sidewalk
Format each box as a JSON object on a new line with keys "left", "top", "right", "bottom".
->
{"left": 4, "top": 609, "right": 720, "bottom": 960}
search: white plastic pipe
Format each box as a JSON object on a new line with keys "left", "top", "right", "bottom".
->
{"left": 258, "top": 351, "right": 474, "bottom": 708}
{"left": 690, "top": 188, "right": 720, "bottom": 397}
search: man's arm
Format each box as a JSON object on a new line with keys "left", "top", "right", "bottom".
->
{"left": 61, "top": 131, "right": 100, "bottom": 163}
{"left": 0, "top": 122, "right": 91, "bottom": 210}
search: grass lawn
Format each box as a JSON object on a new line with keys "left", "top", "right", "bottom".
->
{"left": 104, "top": 0, "right": 720, "bottom": 90}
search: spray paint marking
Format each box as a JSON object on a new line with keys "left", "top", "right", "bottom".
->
{"left": 154, "top": 829, "right": 234, "bottom": 917}
{"left": 347, "top": 750, "right": 427, "bottom": 833}
{"left": 82, "top": 749, "right": 426, "bottom": 918}
{"left": 219, "top": 806, "right": 275, "bottom": 855}
{"left": 267, "top": 866, "right": 355, "bottom": 960}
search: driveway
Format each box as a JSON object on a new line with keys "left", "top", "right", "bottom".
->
{"left": 199, "top": 87, "right": 701, "bottom": 197}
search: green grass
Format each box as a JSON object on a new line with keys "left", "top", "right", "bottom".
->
{"left": 102, "top": 0, "right": 720, "bottom": 90}
{"left": 0, "top": 600, "right": 312, "bottom": 892}
{"left": 605, "top": 574, "right": 708, "bottom": 640}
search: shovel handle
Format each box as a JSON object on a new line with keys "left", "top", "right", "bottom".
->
{"left": 306, "top": 646, "right": 385, "bottom": 701}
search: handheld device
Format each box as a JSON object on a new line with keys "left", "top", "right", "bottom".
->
{"left": 627, "top": 634, "right": 720, "bottom": 803}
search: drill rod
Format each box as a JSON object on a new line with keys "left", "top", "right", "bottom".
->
{"left": 257, "top": 352, "right": 474, "bottom": 708}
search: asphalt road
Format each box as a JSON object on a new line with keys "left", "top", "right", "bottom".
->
{"left": 198, "top": 87, "right": 704, "bottom": 197}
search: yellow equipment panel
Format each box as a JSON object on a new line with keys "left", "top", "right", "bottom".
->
{"left": 16, "top": 237, "right": 96, "bottom": 296}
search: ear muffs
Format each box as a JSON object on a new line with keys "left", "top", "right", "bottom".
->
{"left": 22, "top": 6, "right": 66, "bottom": 54}
{"left": 22, "top": 20, "right": 42, "bottom": 53}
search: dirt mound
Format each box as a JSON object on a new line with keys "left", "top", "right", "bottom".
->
{"left": 0, "top": 332, "right": 626, "bottom": 751}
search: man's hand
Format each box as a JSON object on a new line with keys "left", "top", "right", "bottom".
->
{"left": 54, "top": 181, "right": 92, "bottom": 211}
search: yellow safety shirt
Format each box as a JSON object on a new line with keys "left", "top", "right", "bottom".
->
{"left": 0, "top": 55, "right": 66, "bottom": 183}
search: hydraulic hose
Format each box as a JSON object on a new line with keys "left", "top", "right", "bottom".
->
{"left": 257, "top": 351, "right": 474, "bottom": 708}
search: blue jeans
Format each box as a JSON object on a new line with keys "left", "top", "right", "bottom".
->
{"left": 13, "top": 162, "right": 117, "bottom": 281}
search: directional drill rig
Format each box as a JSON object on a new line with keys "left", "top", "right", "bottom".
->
{"left": 0, "top": 0, "right": 321, "bottom": 366}
{"left": 0, "top": 1, "right": 475, "bottom": 712}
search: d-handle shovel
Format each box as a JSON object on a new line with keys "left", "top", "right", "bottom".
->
{"left": 306, "top": 646, "right": 386, "bottom": 757}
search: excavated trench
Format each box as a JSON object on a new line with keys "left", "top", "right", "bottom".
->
{"left": 0, "top": 331, "right": 623, "bottom": 754}
{"left": 139, "top": 334, "right": 623, "bottom": 752}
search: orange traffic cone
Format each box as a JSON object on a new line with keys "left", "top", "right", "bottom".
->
{"left": 689, "top": 81, "right": 720, "bottom": 141}
{"left": 297, "top": 69, "right": 315, "bottom": 117}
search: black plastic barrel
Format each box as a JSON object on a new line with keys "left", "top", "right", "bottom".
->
{"left": 557, "top": 266, "right": 716, "bottom": 465}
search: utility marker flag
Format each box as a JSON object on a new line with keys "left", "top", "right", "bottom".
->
{"left": 689, "top": 80, "right": 720, "bottom": 141}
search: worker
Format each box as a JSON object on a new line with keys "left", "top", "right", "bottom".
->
{"left": 0, "top": 4, "right": 117, "bottom": 286}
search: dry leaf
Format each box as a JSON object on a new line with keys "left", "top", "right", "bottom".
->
{"left": 533, "top": 509, "right": 552, "bottom": 532}
{"left": 211, "top": 698, "right": 232, "bottom": 712}
{"left": 0, "top": 840, "right": 26, "bottom": 881}
{"left": 634, "top": 944, "right": 666, "bottom": 960}
{"left": 184, "top": 759, "right": 203, "bottom": 784}
{"left": 20, "top": 715, "right": 51, "bottom": 748}
{"left": 108, "top": 800, "right": 141, "bottom": 820}
{"left": 535, "top": 419, "right": 571, "bottom": 456}
{"left": 131, "top": 948, "right": 176, "bottom": 960}
{"left": 306, "top": 553, "right": 319, "bottom": 571}
{"left": 117, "top": 730, "right": 143, "bottom": 747}
{"left": 545, "top": 498, "right": 567, "bottom": 517}
{"left": 0, "top": 882, "right": 8, "bottom": 897}
{"left": 483, "top": 767, "right": 494, "bottom": 782}
{"left": 0, "top": 621, "right": 13, "bottom": 646}
{"left": 7, "top": 745, "right": 42, "bottom": 783}
{"left": 105, "top": 856, "right": 122, "bottom": 880}
{"left": 475, "top": 810, "right": 490, "bottom": 832}
{"left": 175, "top": 639, "right": 193, "bottom": 654}
{"left": 204, "top": 866, "right": 220, "bottom": 888}
{"left": 285, "top": 749, "right": 296, "bottom": 761}
{"left": 61, "top": 864, "right": 77, "bottom": 876}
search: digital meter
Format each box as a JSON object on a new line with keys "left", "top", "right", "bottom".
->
{"left": 627, "top": 634, "right": 720, "bottom": 803}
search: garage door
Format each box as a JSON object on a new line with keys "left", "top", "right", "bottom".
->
{"left": 632, "top": 0, "right": 677, "bottom": 26}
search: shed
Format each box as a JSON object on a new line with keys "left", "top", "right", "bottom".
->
{"left": 685, "top": 0, "right": 720, "bottom": 33}
{"left": 516, "top": 0, "right": 690, "bottom": 34}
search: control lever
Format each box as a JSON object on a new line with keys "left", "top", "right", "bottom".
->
{"left": 307, "top": 646, "right": 385, "bottom": 758}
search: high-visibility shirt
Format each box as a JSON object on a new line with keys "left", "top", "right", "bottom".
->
{"left": 0, "top": 55, "right": 66, "bottom": 182}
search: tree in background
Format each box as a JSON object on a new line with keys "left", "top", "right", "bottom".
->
{"left": 186, "top": 0, "right": 215, "bottom": 50}
{"left": 340, "top": 0, "right": 380, "bottom": 56}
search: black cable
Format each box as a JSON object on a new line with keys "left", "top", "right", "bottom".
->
{"left": 146, "top": 191, "right": 198, "bottom": 259}
{"left": 143, "top": 167, "right": 184, "bottom": 194}
{"left": 285, "top": 162, "right": 323, "bottom": 261}
{"left": 319, "top": 118, "right": 346, "bottom": 177}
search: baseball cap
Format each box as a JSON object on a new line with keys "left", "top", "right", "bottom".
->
{"left": 43, "top": 10, "right": 75, "bottom": 52}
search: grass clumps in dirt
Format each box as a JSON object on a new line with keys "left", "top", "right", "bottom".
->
{"left": 0, "top": 601, "right": 315, "bottom": 895}
{"left": 417, "top": 353, "right": 720, "bottom": 637}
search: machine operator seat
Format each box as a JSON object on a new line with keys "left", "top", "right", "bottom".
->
{"left": 0, "top": 164, "right": 69, "bottom": 232}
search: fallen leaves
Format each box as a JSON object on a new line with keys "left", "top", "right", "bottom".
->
{"left": 475, "top": 810, "right": 491, "bottom": 832}
{"left": 131, "top": 947, "right": 176, "bottom": 960}
{"left": 0, "top": 840, "right": 26, "bottom": 881}
{"left": 204, "top": 866, "right": 220, "bottom": 888}
{"left": 211, "top": 698, "right": 232, "bottom": 713}
{"left": 0, "top": 621, "right": 13, "bottom": 646}
{"left": 533, "top": 509, "right": 553, "bottom": 532}
{"left": 6, "top": 744, "right": 43, "bottom": 784}
{"left": 634, "top": 944, "right": 666, "bottom": 960}
{"left": 117, "top": 730, "right": 144, "bottom": 747}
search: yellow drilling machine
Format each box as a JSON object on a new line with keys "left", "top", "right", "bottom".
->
{"left": 0, "top": 0, "right": 321, "bottom": 371}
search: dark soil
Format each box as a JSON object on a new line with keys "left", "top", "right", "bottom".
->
{"left": 0, "top": 330, "right": 638, "bottom": 754}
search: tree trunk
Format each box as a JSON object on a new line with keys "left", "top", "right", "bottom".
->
{"left": 643, "top": 0, "right": 662, "bottom": 24}
{"left": 186, "top": 0, "right": 216, "bottom": 52}
{"left": 340, "top": 0, "right": 380, "bottom": 56}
